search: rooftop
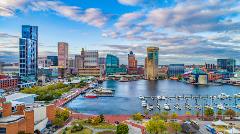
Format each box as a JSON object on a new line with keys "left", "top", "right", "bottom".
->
{"left": 5, "top": 93, "right": 37, "bottom": 102}
{"left": 0, "top": 115, "right": 24, "bottom": 124}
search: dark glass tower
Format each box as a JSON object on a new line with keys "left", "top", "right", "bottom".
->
{"left": 19, "top": 25, "right": 38, "bottom": 82}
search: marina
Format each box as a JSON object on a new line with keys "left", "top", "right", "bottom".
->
{"left": 65, "top": 80, "right": 240, "bottom": 115}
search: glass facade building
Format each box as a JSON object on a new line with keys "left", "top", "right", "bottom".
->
{"left": 19, "top": 25, "right": 38, "bottom": 82}
{"left": 106, "top": 54, "right": 126, "bottom": 75}
{"left": 217, "top": 59, "right": 236, "bottom": 72}
{"left": 145, "top": 47, "right": 159, "bottom": 80}
{"left": 167, "top": 64, "right": 185, "bottom": 77}
{"left": 47, "top": 56, "right": 58, "bottom": 66}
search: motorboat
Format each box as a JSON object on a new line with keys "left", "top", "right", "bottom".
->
{"left": 236, "top": 104, "right": 240, "bottom": 109}
{"left": 139, "top": 96, "right": 144, "bottom": 100}
{"left": 142, "top": 101, "right": 147, "bottom": 107}
{"left": 84, "top": 93, "right": 97, "bottom": 98}
{"left": 163, "top": 103, "right": 171, "bottom": 111}
{"left": 147, "top": 104, "right": 154, "bottom": 111}
{"left": 92, "top": 87, "right": 114, "bottom": 94}
{"left": 174, "top": 104, "right": 181, "bottom": 110}
{"left": 157, "top": 96, "right": 166, "bottom": 100}
{"left": 217, "top": 103, "right": 225, "bottom": 110}
{"left": 234, "top": 93, "right": 240, "bottom": 98}
{"left": 218, "top": 93, "right": 230, "bottom": 100}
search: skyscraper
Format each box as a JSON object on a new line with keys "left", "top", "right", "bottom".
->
{"left": 58, "top": 42, "right": 68, "bottom": 78}
{"left": 145, "top": 47, "right": 159, "bottom": 80}
{"left": 217, "top": 59, "right": 236, "bottom": 72}
{"left": 58, "top": 42, "right": 68, "bottom": 68}
{"left": 167, "top": 64, "right": 185, "bottom": 77}
{"left": 19, "top": 25, "right": 38, "bottom": 82}
{"left": 128, "top": 51, "right": 137, "bottom": 74}
{"left": 105, "top": 54, "right": 127, "bottom": 75}
{"left": 47, "top": 56, "right": 58, "bottom": 66}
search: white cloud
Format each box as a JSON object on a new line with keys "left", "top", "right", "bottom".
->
{"left": 118, "top": 0, "right": 142, "bottom": 6}
{"left": 31, "top": 1, "right": 108, "bottom": 28}
{"left": 0, "top": 0, "right": 26, "bottom": 16}
{"left": 114, "top": 12, "right": 143, "bottom": 29}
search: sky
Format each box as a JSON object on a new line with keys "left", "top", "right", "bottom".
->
{"left": 0, "top": 0, "right": 240, "bottom": 65}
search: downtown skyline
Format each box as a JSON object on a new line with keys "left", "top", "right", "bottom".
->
{"left": 0, "top": 0, "right": 240, "bottom": 65}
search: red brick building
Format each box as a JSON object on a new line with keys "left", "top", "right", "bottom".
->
{"left": 128, "top": 51, "right": 137, "bottom": 75}
{"left": 0, "top": 75, "right": 18, "bottom": 91}
{"left": 0, "top": 97, "right": 56, "bottom": 134}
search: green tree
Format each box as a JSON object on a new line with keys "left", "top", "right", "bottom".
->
{"left": 224, "top": 109, "right": 236, "bottom": 119}
{"left": 217, "top": 109, "right": 222, "bottom": 115}
{"left": 161, "top": 111, "right": 169, "bottom": 121}
{"left": 204, "top": 108, "right": 214, "bottom": 117}
{"left": 132, "top": 113, "right": 144, "bottom": 121}
{"left": 195, "top": 111, "right": 200, "bottom": 117}
{"left": 146, "top": 119, "right": 167, "bottom": 134}
{"left": 171, "top": 112, "right": 178, "bottom": 119}
{"left": 116, "top": 123, "right": 129, "bottom": 134}
{"left": 53, "top": 117, "right": 64, "bottom": 127}
{"left": 169, "top": 122, "right": 182, "bottom": 134}
{"left": 99, "top": 114, "right": 105, "bottom": 123}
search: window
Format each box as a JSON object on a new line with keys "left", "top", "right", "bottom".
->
{"left": 0, "top": 128, "right": 6, "bottom": 134}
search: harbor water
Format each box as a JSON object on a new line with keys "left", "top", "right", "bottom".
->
{"left": 65, "top": 80, "right": 240, "bottom": 115}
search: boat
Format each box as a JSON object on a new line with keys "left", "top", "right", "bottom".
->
{"left": 236, "top": 104, "right": 240, "bottom": 109}
{"left": 142, "top": 101, "right": 147, "bottom": 107}
{"left": 218, "top": 93, "right": 230, "bottom": 100}
{"left": 92, "top": 87, "right": 114, "bottom": 94}
{"left": 234, "top": 93, "right": 240, "bottom": 98}
{"left": 84, "top": 93, "right": 97, "bottom": 98}
{"left": 204, "top": 105, "right": 213, "bottom": 109}
{"left": 217, "top": 103, "right": 225, "bottom": 110}
{"left": 174, "top": 104, "right": 181, "bottom": 110}
{"left": 157, "top": 96, "right": 166, "bottom": 100}
{"left": 119, "top": 77, "right": 128, "bottom": 82}
{"left": 163, "top": 103, "right": 171, "bottom": 111}
{"left": 147, "top": 104, "right": 154, "bottom": 111}
{"left": 139, "top": 96, "right": 144, "bottom": 100}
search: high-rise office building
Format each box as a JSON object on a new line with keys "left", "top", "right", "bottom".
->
{"left": 47, "top": 56, "right": 58, "bottom": 66}
{"left": 105, "top": 54, "right": 126, "bottom": 75}
{"left": 75, "top": 55, "right": 84, "bottom": 69}
{"left": 78, "top": 48, "right": 100, "bottom": 76}
{"left": 167, "top": 64, "right": 185, "bottom": 77}
{"left": 217, "top": 59, "right": 236, "bottom": 72}
{"left": 19, "top": 25, "right": 38, "bottom": 82}
{"left": 68, "top": 58, "right": 75, "bottom": 68}
{"left": 145, "top": 47, "right": 159, "bottom": 80}
{"left": 58, "top": 42, "right": 68, "bottom": 68}
{"left": 128, "top": 51, "right": 137, "bottom": 74}
{"left": 38, "top": 57, "right": 52, "bottom": 68}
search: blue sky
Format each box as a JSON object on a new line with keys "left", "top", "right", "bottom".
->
{"left": 0, "top": 0, "right": 240, "bottom": 65}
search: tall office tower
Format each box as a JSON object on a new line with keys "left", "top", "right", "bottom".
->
{"left": 19, "top": 25, "right": 38, "bottom": 82}
{"left": 128, "top": 51, "right": 137, "bottom": 74}
{"left": 145, "top": 47, "right": 159, "bottom": 80}
{"left": 58, "top": 42, "right": 68, "bottom": 78}
{"left": 217, "top": 59, "right": 236, "bottom": 72}
{"left": 58, "top": 42, "right": 68, "bottom": 68}
{"left": 47, "top": 56, "right": 58, "bottom": 66}
{"left": 98, "top": 57, "right": 106, "bottom": 75}
{"left": 167, "top": 64, "right": 185, "bottom": 77}
{"left": 68, "top": 58, "right": 75, "bottom": 68}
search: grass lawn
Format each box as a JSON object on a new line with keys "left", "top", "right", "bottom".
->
{"left": 96, "top": 130, "right": 116, "bottom": 134}
{"left": 73, "top": 120, "right": 116, "bottom": 130}
{"left": 63, "top": 127, "right": 93, "bottom": 134}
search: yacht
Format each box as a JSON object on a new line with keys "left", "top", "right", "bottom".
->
{"left": 141, "top": 101, "right": 147, "bottom": 107}
{"left": 174, "top": 104, "right": 181, "bottom": 110}
{"left": 163, "top": 103, "right": 171, "bottom": 111}
{"left": 234, "top": 93, "right": 240, "bottom": 98}
{"left": 119, "top": 77, "right": 128, "bottom": 82}
{"left": 217, "top": 103, "right": 225, "bottom": 110}
{"left": 147, "top": 104, "right": 154, "bottom": 111}
{"left": 218, "top": 93, "right": 230, "bottom": 100}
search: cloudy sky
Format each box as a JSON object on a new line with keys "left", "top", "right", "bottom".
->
{"left": 0, "top": 0, "right": 240, "bottom": 65}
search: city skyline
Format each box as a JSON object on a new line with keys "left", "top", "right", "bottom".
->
{"left": 0, "top": 0, "right": 240, "bottom": 65}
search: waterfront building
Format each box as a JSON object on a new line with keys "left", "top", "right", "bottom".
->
{"left": 205, "top": 63, "right": 217, "bottom": 72}
{"left": 128, "top": 51, "right": 138, "bottom": 75}
{"left": 19, "top": 25, "right": 38, "bottom": 82}
{"left": 167, "top": 64, "right": 185, "bottom": 77}
{"left": 0, "top": 93, "right": 57, "bottom": 133}
{"left": 217, "top": 59, "right": 236, "bottom": 72}
{"left": 145, "top": 47, "right": 159, "bottom": 80}
{"left": 78, "top": 48, "right": 100, "bottom": 76}
{"left": 98, "top": 57, "right": 106, "bottom": 76}
{"left": 38, "top": 57, "right": 52, "bottom": 68}
{"left": 208, "top": 72, "right": 222, "bottom": 82}
{"left": 105, "top": 54, "right": 127, "bottom": 75}
{"left": 47, "top": 56, "right": 58, "bottom": 66}
{"left": 137, "top": 66, "right": 145, "bottom": 76}
{"left": 190, "top": 68, "right": 208, "bottom": 85}
{"left": 58, "top": 42, "right": 68, "bottom": 78}
{"left": 0, "top": 75, "right": 18, "bottom": 91}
